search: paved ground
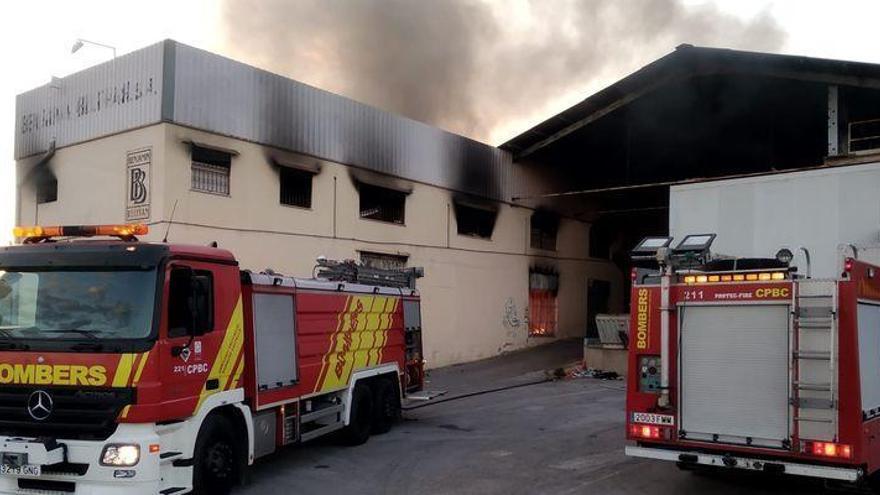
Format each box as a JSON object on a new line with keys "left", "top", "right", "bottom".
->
{"left": 240, "top": 340, "right": 835, "bottom": 494}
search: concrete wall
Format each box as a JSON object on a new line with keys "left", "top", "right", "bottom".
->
{"left": 16, "top": 123, "right": 623, "bottom": 367}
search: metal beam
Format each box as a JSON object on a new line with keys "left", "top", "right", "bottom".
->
{"left": 511, "top": 163, "right": 840, "bottom": 201}
{"left": 827, "top": 85, "right": 839, "bottom": 156}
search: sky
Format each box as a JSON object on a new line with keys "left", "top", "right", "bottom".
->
{"left": 2, "top": 0, "right": 880, "bottom": 245}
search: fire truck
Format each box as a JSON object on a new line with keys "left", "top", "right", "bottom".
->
{"left": 624, "top": 232, "right": 880, "bottom": 487}
{"left": 0, "top": 224, "right": 425, "bottom": 494}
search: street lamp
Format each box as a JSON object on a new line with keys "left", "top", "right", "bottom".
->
{"left": 71, "top": 38, "right": 116, "bottom": 58}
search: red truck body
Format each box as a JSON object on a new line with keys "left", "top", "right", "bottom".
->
{"left": 0, "top": 227, "right": 424, "bottom": 494}
{"left": 626, "top": 256, "right": 880, "bottom": 485}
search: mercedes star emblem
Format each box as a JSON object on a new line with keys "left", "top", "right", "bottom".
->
{"left": 27, "top": 390, "right": 53, "bottom": 421}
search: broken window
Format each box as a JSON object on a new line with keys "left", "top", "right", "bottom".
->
{"left": 191, "top": 146, "right": 231, "bottom": 196}
{"left": 36, "top": 176, "right": 57, "bottom": 204}
{"left": 530, "top": 211, "right": 559, "bottom": 251}
{"left": 529, "top": 270, "right": 559, "bottom": 337}
{"left": 455, "top": 201, "right": 497, "bottom": 239}
{"left": 279, "top": 167, "right": 313, "bottom": 208}
{"left": 359, "top": 184, "right": 405, "bottom": 224}
{"left": 360, "top": 251, "right": 408, "bottom": 270}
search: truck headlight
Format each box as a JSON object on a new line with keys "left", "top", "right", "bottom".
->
{"left": 100, "top": 444, "right": 140, "bottom": 466}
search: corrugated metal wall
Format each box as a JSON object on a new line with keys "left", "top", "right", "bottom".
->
{"left": 15, "top": 43, "right": 165, "bottom": 159}
{"left": 15, "top": 41, "right": 513, "bottom": 201}
{"left": 169, "top": 43, "right": 512, "bottom": 200}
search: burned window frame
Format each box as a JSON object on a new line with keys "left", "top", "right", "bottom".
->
{"left": 358, "top": 183, "right": 406, "bottom": 225}
{"left": 279, "top": 166, "right": 314, "bottom": 208}
{"left": 454, "top": 200, "right": 497, "bottom": 239}
{"left": 530, "top": 211, "right": 559, "bottom": 251}
{"left": 36, "top": 175, "right": 58, "bottom": 205}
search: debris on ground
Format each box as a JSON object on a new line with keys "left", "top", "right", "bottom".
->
{"left": 567, "top": 366, "right": 623, "bottom": 381}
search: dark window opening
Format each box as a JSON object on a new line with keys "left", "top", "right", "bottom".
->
{"left": 36, "top": 176, "right": 57, "bottom": 204}
{"left": 279, "top": 167, "right": 313, "bottom": 208}
{"left": 191, "top": 146, "right": 231, "bottom": 196}
{"left": 168, "top": 267, "right": 214, "bottom": 339}
{"left": 530, "top": 211, "right": 559, "bottom": 251}
{"left": 455, "top": 203, "right": 497, "bottom": 239}
{"left": 359, "top": 184, "right": 405, "bottom": 224}
{"left": 360, "top": 251, "right": 408, "bottom": 271}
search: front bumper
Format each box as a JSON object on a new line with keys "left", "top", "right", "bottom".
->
{"left": 0, "top": 423, "right": 161, "bottom": 494}
{"left": 626, "top": 445, "right": 863, "bottom": 482}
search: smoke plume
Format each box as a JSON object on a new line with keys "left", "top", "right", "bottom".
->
{"left": 220, "top": 0, "right": 784, "bottom": 144}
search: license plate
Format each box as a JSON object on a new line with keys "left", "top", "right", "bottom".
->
{"left": 0, "top": 464, "right": 41, "bottom": 477}
{"left": 632, "top": 412, "right": 675, "bottom": 426}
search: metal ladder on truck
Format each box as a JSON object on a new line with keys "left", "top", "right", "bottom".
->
{"left": 792, "top": 279, "right": 839, "bottom": 442}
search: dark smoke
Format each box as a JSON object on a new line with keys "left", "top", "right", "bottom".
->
{"left": 220, "top": 0, "right": 785, "bottom": 144}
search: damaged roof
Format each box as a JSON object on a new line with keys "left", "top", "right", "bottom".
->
{"left": 501, "top": 44, "right": 880, "bottom": 159}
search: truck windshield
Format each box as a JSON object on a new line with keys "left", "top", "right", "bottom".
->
{"left": 0, "top": 269, "right": 156, "bottom": 342}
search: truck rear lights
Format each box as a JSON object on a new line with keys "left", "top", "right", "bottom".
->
{"left": 629, "top": 424, "right": 670, "bottom": 440}
{"left": 845, "top": 258, "right": 854, "bottom": 273}
{"left": 804, "top": 441, "right": 852, "bottom": 459}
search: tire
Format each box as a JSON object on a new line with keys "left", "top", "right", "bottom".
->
{"left": 372, "top": 379, "right": 400, "bottom": 435}
{"left": 192, "top": 415, "right": 239, "bottom": 495}
{"left": 340, "top": 384, "right": 373, "bottom": 445}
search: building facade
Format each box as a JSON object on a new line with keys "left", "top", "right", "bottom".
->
{"left": 14, "top": 41, "right": 623, "bottom": 368}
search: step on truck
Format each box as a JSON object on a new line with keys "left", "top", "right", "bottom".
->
{"left": 624, "top": 233, "right": 880, "bottom": 488}
{"left": 0, "top": 224, "right": 425, "bottom": 494}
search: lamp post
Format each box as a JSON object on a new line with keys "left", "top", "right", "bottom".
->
{"left": 71, "top": 38, "right": 117, "bottom": 58}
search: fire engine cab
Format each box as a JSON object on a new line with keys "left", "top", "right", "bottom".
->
{"left": 625, "top": 233, "right": 880, "bottom": 488}
{"left": 0, "top": 224, "right": 425, "bottom": 494}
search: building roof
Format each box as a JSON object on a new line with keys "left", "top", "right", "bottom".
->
{"left": 501, "top": 45, "right": 880, "bottom": 159}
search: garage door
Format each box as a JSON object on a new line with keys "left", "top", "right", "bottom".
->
{"left": 680, "top": 304, "right": 790, "bottom": 448}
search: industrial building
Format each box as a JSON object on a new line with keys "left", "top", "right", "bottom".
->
{"left": 14, "top": 40, "right": 622, "bottom": 368}
{"left": 15, "top": 41, "right": 880, "bottom": 367}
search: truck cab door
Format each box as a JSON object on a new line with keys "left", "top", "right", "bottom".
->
{"left": 159, "top": 261, "right": 221, "bottom": 417}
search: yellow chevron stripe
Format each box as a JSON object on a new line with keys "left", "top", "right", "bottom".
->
{"left": 195, "top": 297, "right": 244, "bottom": 412}
{"left": 120, "top": 405, "right": 131, "bottom": 419}
{"left": 112, "top": 353, "right": 136, "bottom": 388}
{"left": 229, "top": 356, "right": 245, "bottom": 390}
{"left": 132, "top": 351, "right": 150, "bottom": 386}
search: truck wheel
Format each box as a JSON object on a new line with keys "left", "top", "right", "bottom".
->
{"left": 341, "top": 383, "right": 373, "bottom": 445}
{"left": 372, "top": 379, "right": 400, "bottom": 435}
{"left": 192, "top": 415, "right": 239, "bottom": 495}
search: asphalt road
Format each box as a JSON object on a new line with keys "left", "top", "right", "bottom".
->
{"left": 239, "top": 341, "right": 835, "bottom": 494}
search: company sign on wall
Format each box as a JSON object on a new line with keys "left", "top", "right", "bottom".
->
{"left": 14, "top": 42, "right": 165, "bottom": 159}
{"left": 125, "top": 148, "right": 151, "bottom": 221}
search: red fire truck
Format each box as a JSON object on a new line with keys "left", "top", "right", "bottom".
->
{"left": 0, "top": 224, "right": 425, "bottom": 494}
{"left": 624, "top": 233, "right": 880, "bottom": 487}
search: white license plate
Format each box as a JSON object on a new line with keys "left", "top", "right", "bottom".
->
{"left": 632, "top": 412, "right": 675, "bottom": 426}
{"left": 0, "top": 464, "right": 41, "bottom": 477}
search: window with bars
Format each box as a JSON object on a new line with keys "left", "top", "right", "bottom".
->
{"left": 530, "top": 211, "right": 559, "bottom": 251}
{"left": 191, "top": 146, "right": 231, "bottom": 196}
{"left": 455, "top": 202, "right": 497, "bottom": 239}
{"left": 360, "top": 251, "right": 408, "bottom": 270}
{"left": 529, "top": 270, "right": 559, "bottom": 337}
{"left": 279, "top": 167, "right": 313, "bottom": 208}
{"left": 359, "top": 184, "right": 406, "bottom": 224}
